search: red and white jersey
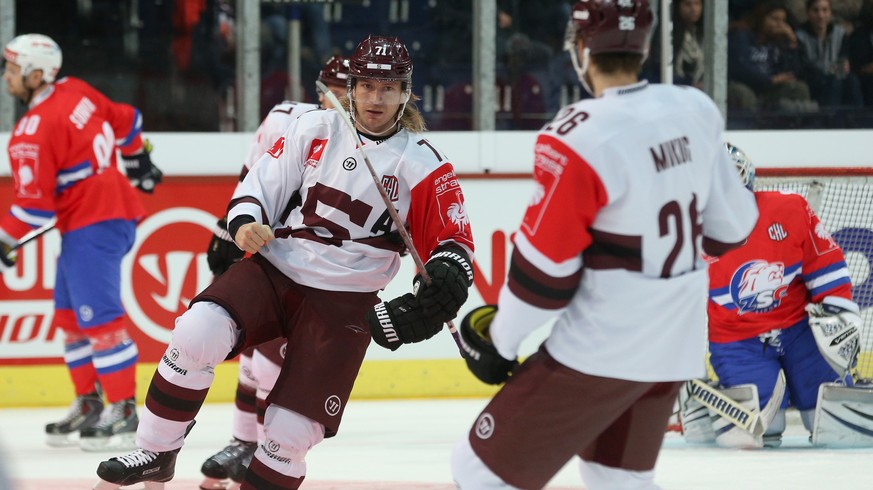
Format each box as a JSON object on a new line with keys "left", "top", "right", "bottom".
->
{"left": 490, "top": 81, "right": 758, "bottom": 382}
{"left": 1, "top": 77, "right": 145, "bottom": 239}
{"left": 707, "top": 191, "right": 852, "bottom": 343}
{"left": 228, "top": 109, "right": 474, "bottom": 292}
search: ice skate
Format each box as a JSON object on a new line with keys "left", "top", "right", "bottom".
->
{"left": 80, "top": 397, "right": 138, "bottom": 452}
{"left": 199, "top": 438, "right": 256, "bottom": 490}
{"left": 45, "top": 391, "right": 104, "bottom": 447}
{"left": 93, "top": 447, "right": 179, "bottom": 490}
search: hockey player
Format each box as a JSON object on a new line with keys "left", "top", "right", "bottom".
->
{"left": 199, "top": 55, "right": 350, "bottom": 490}
{"left": 451, "top": 1, "right": 758, "bottom": 489}
{"left": 95, "top": 35, "right": 474, "bottom": 489}
{"left": 679, "top": 143, "right": 865, "bottom": 449}
{"left": 0, "top": 34, "right": 161, "bottom": 452}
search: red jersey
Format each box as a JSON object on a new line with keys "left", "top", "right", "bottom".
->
{"left": 1, "top": 77, "right": 145, "bottom": 240}
{"left": 707, "top": 191, "right": 853, "bottom": 343}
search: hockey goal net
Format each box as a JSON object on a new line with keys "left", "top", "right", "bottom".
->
{"left": 755, "top": 167, "right": 873, "bottom": 384}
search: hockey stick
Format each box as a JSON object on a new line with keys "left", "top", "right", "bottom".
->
{"left": 12, "top": 220, "right": 57, "bottom": 251}
{"left": 687, "top": 370, "right": 786, "bottom": 437}
{"left": 4, "top": 218, "right": 58, "bottom": 259}
{"left": 315, "top": 81, "right": 463, "bottom": 352}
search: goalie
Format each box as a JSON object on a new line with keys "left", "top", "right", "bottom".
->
{"left": 680, "top": 143, "right": 872, "bottom": 449}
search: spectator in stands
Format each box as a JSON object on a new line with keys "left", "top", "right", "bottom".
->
{"left": 848, "top": 1, "right": 873, "bottom": 106}
{"left": 673, "top": 0, "right": 705, "bottom": 88}
{"left": 728, "top": 0, "right": 818, "bottom": 112}
{"left": 796, "top": 0, "right": 864, "bottom": 107}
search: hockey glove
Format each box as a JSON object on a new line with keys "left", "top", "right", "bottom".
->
{"left": 413, "top": 246, "right": 474, "bottom": 323}
{"left": 366, "top": 293, "right": 443, "bottom": 351}
{"left": 806, "top": 298, "right": 861, "bottom": 376}
{"left": 123, "top": 140, "right": 163, "bottom": 193}
{"left": 0, "top": 240, "right": 16, "bottom": 273}
{"left": 459, "top": 305, "right": 518, "bottom": 385}
{"left": 207, "top": 217, "right": 245, "bottom": 276}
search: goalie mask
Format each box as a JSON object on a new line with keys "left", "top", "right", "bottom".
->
{"left": 3, "top": 33, "right": 62, "bottom": 83}
{"left": 564, "top": 0, "right": 654, "bottom": 95}
{"left": 347, "top": 35, "right": 413, "bottom": 135}
{"left": 725, "top": 142, "right": 755, "bottom": 190}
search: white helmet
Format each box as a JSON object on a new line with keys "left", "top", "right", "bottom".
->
{"left": 4, "top": 34, "right": 62, "bottom": 83}
{"left": 725, "top": 142, "right": 755, "bottom": 190}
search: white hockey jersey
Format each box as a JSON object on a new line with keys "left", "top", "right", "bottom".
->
{"left": 228, "top": 109, "right": 474, "bottom": 293}
{"left": 491, "top": 81, "right": 758, "bottom": 382}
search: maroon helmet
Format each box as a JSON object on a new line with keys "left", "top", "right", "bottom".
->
{"left": 569, "top": 0, "right": 654, "bottom": 55}
{"left": 318, "top": 55, "right": 349, "bottom": 87}
{"left": 348, "top": 35, "right": 413, "bottom": 84}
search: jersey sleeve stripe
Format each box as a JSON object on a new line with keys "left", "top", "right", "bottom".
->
{"left": 807, "top": 274, "right": 852, "bottom": 297}
{"left": 11, "top": 205, "right": 56, "bottom": 227}
{"left": 116, "top": 109, "right": 143, "bottom": 147}
{"left": 582, "top": 229, "right": 642, "bottom": 271}
{"left": 56, "top": 160, "right": 95, "bottom": 191}
{"left": 507, "top": 247, "right": 583, "bottom": 310}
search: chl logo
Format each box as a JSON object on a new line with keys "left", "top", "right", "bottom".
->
{"left": 121, "top": 208, "right": 217, "bottom": 344}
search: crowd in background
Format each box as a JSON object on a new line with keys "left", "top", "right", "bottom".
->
{"left": 15, "top": 0, "right": 873, "bottom": 131}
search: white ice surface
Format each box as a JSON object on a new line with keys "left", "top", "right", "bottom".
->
{"left": 1, "top": 399, "right": 872, "bottom": 489}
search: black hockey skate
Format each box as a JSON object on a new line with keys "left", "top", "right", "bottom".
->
{"left": 93, "top": 421, "right": 195, "bottom": 490}
{"left": 93, "top": 447, "right": 179, "bottom": 490}
{"left": 200, "top": 438, "right": 257, "bottom": 490}
{"left": 45, "top": 391, "right": 104, "bottom": 447}
{"left": 80, "top": 397, "right": 138, "bottom": 452}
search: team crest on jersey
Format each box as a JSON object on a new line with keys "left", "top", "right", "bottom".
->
{"left": 381, "top": 175, "right": 399, "bottom": 201}
{"left": 9, "top": 143, "right": 41, "bottom": 198}
{"left": 731, "top": 260, "right": 789, "bottom": 314}
{"left": 434, "top": 172, "right": 471, "bottom": 237}
{"left": 304, "top": 138, "right": 328, "bottom": 168}
{"left": 267, "top": 137, "right": 285, "bottom": 158}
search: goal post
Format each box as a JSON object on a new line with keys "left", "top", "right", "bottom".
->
{"left": 755, "top": 167, "right": 873, "bottom": 384}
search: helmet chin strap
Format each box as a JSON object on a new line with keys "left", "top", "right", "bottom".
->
{"left": 20, "top": 74, "right": 41, "bottom": 106}
{"left": 571, "top": 47, "right": 594, "bottom": 96}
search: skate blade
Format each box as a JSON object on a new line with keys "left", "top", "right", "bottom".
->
{"left": 93, "top": 480, "right": 121, "bottom": 490}
{"left": 80, "top": 432, "right": 137, "bottom": 452}
{"left": 199, "top": 477, "right": 230, "bottom": 490}
{"left": 46, "top": 433, "right": 79, "bottom": 447}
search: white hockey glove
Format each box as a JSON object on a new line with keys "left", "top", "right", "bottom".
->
{"left": 806, "top": 297, "right": 861, "bottom": 377}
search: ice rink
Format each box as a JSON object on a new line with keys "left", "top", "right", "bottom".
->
{"left": 1, "top": 398, "right": 872, "bottom": 489}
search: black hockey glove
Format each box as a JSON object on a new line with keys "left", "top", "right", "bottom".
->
{"left": 123, "top": 140, "right": 163, "bottom": 193}
{"left": 459, "top": 305, "right": 518, "bottom": 385}
{"left": 0, "top": 240, "right": 16, "bottom": 272}
{"left": 207, "top": 217, "right": 245, "bottom": 276}
{"left": 413, "top": 246, "right": 474, "bottom": 323}
{"left": 366, "top": 293, "right": 443, "bottom": 351}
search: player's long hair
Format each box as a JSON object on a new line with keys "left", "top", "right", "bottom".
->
{"left": 340, "top": 94, "right": 426, "bottom": 133}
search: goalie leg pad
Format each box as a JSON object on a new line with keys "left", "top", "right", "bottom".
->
{"left": 713, "top": 384, "right": 763, "bottom": 449}
{"left": 678, "top": 381, "right": 715, "bottom": 444}
{"left": 812, "top": 383, "right": 873, "bottom": 448}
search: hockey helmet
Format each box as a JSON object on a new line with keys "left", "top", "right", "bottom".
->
{"left": 318, "top": 55, "right": 350, "bottom": 88}
{"left": 568, "top": 0, "right": 654, "bottom": 56}
{"left": 725, "top": 142, "right": 755, "bottom": 190}
{"left": 3, "top": 34, "right": 62, "bottom": 83}
{"left": 348, "top": 36, "right": 413, "bottom": 85}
